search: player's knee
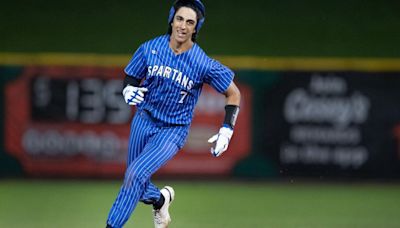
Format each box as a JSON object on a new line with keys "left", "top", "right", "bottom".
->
{"left": 123, "top": 167, "right": 151, "bottom": 188}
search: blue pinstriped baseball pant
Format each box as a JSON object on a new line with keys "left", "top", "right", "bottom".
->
{"left": 107, "top": 110, "right": 189, "bottom": 228}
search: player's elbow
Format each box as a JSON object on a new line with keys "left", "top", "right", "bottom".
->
{"left": 225, "top": 82, "right": 241, "bottom": 106}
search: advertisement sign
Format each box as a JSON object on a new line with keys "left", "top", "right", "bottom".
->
{"left": 4, "top": 66, "right": 252, "bottom": 177}
{"left": 263, "top": 72, "right": 400, "bottom": 177}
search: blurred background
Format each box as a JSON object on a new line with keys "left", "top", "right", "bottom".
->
{"left": 1, "top": 0, "right": 400, "bottom": 227}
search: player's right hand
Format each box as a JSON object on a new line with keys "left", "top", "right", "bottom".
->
{"left": 122, "top": 85, "right": 148, "bottom": 106}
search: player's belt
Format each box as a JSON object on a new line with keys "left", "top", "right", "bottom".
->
{"left": 138, "top": 109, "right": 188, "bottom": 128}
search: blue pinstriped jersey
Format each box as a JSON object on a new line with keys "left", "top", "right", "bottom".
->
{"left": 124, "top": 35, "right": 234, "bottom": 125}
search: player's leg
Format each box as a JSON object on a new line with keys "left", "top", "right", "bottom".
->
{"left": 126, "top": 111, "right": 161, "bottom": 203}
{"left": 106, "top": 111, "right": 153, "bottom": 228}
{"left": 140, "top": 125, "right": 188, "bottom": 205}
{"left": 126, "top": 111, "right": 154, "bottom": 166}
{"left": 106, "top": 126, "right": 187, "bottom": 228}
{"left": 147, "top": 126, "right": 188, "bottom": 228}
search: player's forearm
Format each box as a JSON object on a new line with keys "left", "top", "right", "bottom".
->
{"left": 209, "top": 82, "right": 240, "bottom": 156}
{"left": 222, "top": 82, "right": 241, "bottom": 129}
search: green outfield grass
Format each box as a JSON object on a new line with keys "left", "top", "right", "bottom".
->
{"left": 0, "top": 180, "right": 399, "bottom": 228}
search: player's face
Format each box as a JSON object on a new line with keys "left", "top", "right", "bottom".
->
{"left": 170, "top": 7, "right": 197, "bottom": 44}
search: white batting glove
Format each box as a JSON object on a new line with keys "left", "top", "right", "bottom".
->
{"left": 122, "top": 85, "right": 148, "bottom": 106}
{"left": 208, "top": 125, "right": 234, "bottom": 157}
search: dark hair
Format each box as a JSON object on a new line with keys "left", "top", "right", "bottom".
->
{"left": 167, "top": 0, "right": 205, "bottom": 42}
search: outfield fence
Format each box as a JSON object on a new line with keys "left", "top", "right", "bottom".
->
{"left": 1, "top": 53, "right": 400, "bottom": 178}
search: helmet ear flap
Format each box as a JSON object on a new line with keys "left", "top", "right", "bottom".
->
{"left": 196, "top": 17, "right": 205, "bottom": 31}
{"left": 192, "top": 0, "right": 205, "bottom": 31}
{"left": 168, "top": 5, "right": 175, "bottom": 24}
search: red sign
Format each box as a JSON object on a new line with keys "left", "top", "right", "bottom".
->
{"left": 5, "top": 66, "right": 252, "bottom": 177}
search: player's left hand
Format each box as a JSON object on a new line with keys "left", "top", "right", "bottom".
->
{"left": 208, "top": 125, "right": 233, "bottom": 157}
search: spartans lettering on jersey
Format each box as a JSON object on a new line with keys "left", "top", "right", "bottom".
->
{"left": 147, "top": 65, "right": 194, "bottom": 90}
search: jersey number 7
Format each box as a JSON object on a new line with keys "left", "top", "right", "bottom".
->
{"left": 179, "top": 91, "right": 188, "bottom": 103}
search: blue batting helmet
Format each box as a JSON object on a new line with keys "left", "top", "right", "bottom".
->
{"left": 168, "top": 0, "right": 206, "bottom": 32}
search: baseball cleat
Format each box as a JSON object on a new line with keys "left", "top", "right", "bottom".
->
{"left": 153, "top": 186, "right": 175, "bottom": 228}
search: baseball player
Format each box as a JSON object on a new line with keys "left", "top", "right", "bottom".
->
{"left": 106, "top": 0, "right": 241, "bottom": 227}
